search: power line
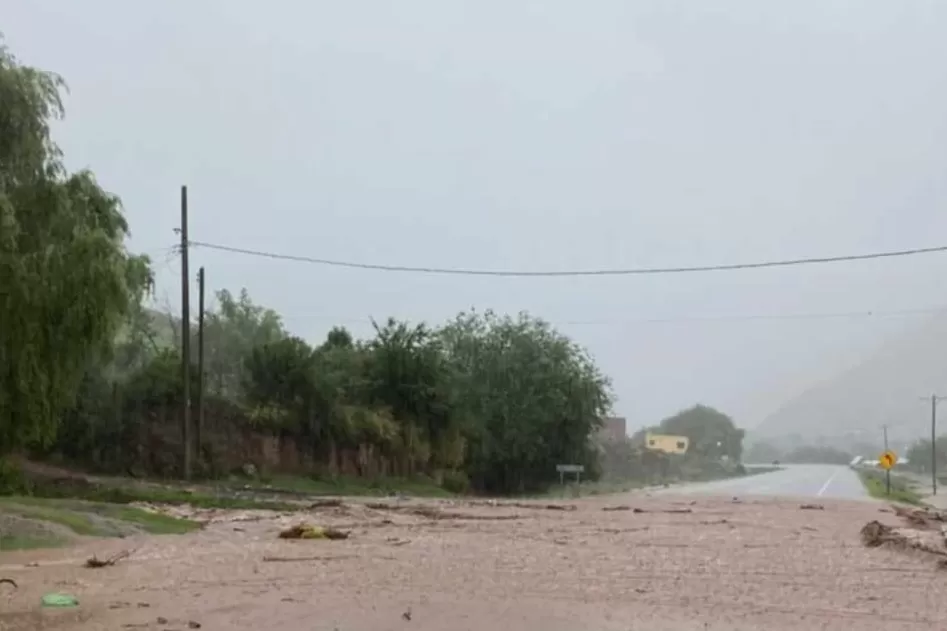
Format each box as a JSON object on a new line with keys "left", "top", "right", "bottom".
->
{"left": 278, "top": 306, "right": 947, "bottom": 326}
{"left": 187, "top": 240, "right": 947, "bottom": 277}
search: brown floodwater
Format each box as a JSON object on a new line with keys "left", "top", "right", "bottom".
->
{"left": 1, "top": 494, "right": 944, "bottom": 631}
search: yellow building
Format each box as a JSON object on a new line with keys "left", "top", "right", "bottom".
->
{"left": 645, "top": 433, "right": 689, "bottom": 455}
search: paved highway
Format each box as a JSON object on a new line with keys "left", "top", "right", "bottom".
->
{"left": 655, "top": 464, "right": 869, "bottom": 500}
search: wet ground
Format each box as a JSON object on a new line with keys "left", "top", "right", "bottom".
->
{"left": 1, "top": 493, "right": 944, "bottom": 631}
{"left": 657, "top": 464, "right": 868, "bottom": 500}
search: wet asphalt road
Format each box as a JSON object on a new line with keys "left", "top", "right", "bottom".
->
{"left": 655, "top": 464, "right": 870, "bottom": 500}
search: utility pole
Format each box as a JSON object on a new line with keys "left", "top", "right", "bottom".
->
{"left": 919, "top": 395, "right": 947, "bottom": 496}
{"left": 180, "top": 185, "right": 192, "bottom": 480}
{"left": 933, "top": 395, "right": 945, "bottom": 496}
{"left": 883, "top": 424, "right": 890, "bottom": 495}
{"left": 196, "top": 266, "right": 206, "bottom": 466}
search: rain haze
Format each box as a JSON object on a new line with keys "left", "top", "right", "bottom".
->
{"left": 5, "top": 0, "right": 947, "bottom": 433}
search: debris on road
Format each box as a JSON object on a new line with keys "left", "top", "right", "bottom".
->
{"left": 799, "top": 504, "right": 824, "bottom": 511}
{"left": 891, "top": 504, "right": 947, "bottom": 528}
{"left": 507, "top": 503, "right": 576, "bottom": 512}
{"left": 278, "top": 523, "right": 350, "bottom": 540}
{"left": 308, "top": 499, "right": 345, "bottom": 509}
{"left": 85, "top": 549, "right": 133, "bottom": 568}
{"left": 408, "top": 507, "right": 524, "bottom": 521}
{"left": 263, "top": 554, "right": 355, "bottom": 563}
{"left": 860, "top": 519, "right": 947, "bottom": 568}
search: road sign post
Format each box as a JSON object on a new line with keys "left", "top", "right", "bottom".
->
{"left": 556, "top": 464, "right": 584, "bottom": 486}
{"left": 878, "top": 450, "right": 898, "bottom": 496}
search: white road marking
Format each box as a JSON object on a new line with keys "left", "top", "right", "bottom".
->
{"left": 817, "top": 470, "right": 840, "bottom": 497}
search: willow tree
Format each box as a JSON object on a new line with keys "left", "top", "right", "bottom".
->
{"left": 0, "top": 38, "right": 151, "bottom": 453}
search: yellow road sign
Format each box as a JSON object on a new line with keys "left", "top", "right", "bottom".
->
{"left": 879, "top": 450, "right": 898, "bottom": 470}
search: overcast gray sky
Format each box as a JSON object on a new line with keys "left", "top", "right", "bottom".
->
{"left": 6, "top": 0, "right": 947, "bottom": 429}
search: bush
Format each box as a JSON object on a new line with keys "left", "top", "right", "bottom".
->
{"left": 0, "top": 459, "right": 30, "bottom": 495}
{"left": 440, "top": 470, "right": 470, "bottom": 494}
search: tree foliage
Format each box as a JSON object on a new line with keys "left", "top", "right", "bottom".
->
{"left": 905, "top": 437, "right": 947, "bottom": 474}
{"left": 651, "top": 405, "right": 744, "bottom": 462}
{"left": 743, "top": 440, "right": 782, "bottom": 464}
{"left": 440, "top": 311, "right": 611, "bottom": 492}
{"left": 0, "top": 38, "right": 151, "bottom": 453}
{"left": 204, "top": 288, "right": 286, "bottom": 398}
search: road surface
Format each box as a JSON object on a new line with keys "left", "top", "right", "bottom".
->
{"left": 656, "top": 464, "right": 869, "bottom": 500}
{"left": 2, "top": 492, "right": 942, "bottom": 630}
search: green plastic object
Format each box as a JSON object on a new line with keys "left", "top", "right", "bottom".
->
{"left": 41, "top": 592, "right": 79, "bottom": 608}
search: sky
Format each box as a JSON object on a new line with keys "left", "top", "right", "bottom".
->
{"left": 5, "top": 0, "right": 947, "bottom": 430}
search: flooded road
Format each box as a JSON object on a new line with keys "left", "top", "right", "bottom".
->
{"left": 1, "top": 494, "right": 944, "bottom": 631}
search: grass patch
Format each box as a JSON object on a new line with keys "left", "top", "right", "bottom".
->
{"left": 28, "top": 483, "right": 302, "bottom": 512}
{"left": 858, "top": 469, "right": 923, "bottom": 505}
{"left": 0, "top": 534, "right": 67, "bottom": 551}
{"left": 22, "top": 472, "right": 453, "bottom": 513}
{"left": 0, "top": 499, "right": 101, "bottom": 536}
{"left": 90, "top": 504, "right": 199, "bottom": 534}
{"left": 0, "top": 495, "right": 201, "bottom": 550}
{"left": 5, "top": 497, "right": 200, "bottom": 535}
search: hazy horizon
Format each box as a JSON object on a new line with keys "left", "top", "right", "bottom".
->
{"left": 6, "top": 0, "right": 947, "bottom": 430}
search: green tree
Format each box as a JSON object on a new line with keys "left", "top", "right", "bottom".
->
{"left": 656, "top": 405, "right": 745, "bottom": 462}
{"left": 905, "top": 437, "right": 947, "bottom": 474}
{"left": 440, "top": 310, "right": 612, "bottom": 493}
{"left": 203, "top": 288, "right": 286, "bottom": 397}
{"left": 363, "top": 318, "right": 457, "bottom": 471}
{"left": 0, "top": 38, "right": 151, "bottom": 454}
{"left": 743, "top": 440, "right": 782, "bottom": 464}
{"left": 242, "top": 336, "right": 316, "bottom": 428}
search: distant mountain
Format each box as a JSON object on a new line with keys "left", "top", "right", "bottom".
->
{"left": 755, "top": 313, "right": 947, "bottom": 443}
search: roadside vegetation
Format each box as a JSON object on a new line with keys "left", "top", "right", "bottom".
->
{"left": 858, "top": 469, "right": 923, "bottom": 505}
{"left": 0, "top": 495, "right": 200, "bottom": 550}
{"left": 0, "top": 36, "right": 751, "bottom": 548}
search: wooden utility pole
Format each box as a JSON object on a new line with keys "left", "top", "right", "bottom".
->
{"left": 933, "top": 395, "right": 944, "bottom": 496}
{"left": 180, "top": 185, "right": 192, "bottom": 480}
{"left": 883, "top": 424, "right": 890, "bottom": 495}
{"left": 919, "top": 395, "right": 947, "bottom": 496}
{"left": 196, "top": 266, "right": 206, "bottom": 464}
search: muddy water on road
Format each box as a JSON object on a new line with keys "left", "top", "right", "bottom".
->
{"left": 1, "top": 496, "right": 944, "bottom": 631}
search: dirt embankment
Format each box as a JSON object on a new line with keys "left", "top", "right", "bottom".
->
{"left": 1, "top": 495, "right": 946, "bottom": 631}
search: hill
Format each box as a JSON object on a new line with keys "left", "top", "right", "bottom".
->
{"left": 755, "top": 313, "right": 947, "bottom": 445}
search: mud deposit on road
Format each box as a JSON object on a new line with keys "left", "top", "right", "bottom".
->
{"left": 1, "top": 495, "right": 944, "bottom": 631}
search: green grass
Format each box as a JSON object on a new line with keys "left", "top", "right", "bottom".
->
{"left": 0, "top": 495, "right": 201, "bottom": 551}
{"left": 0, "top": 534, "right": 67, "bottom": 551}
{"left": 1, "top": 496, "right": 200, "bottom": 535}
{"left": 28, "top": 483, "right": 302, "bottom": 512}
{"left": 858, "top": 469, "right": 924, "bottom": 505}
{"left": 20, "top": 471, "right": 454, "bottom": 514}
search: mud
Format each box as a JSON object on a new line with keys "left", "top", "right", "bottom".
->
{"left": 1, "top": 495, "right": 945, "bottom": 631}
